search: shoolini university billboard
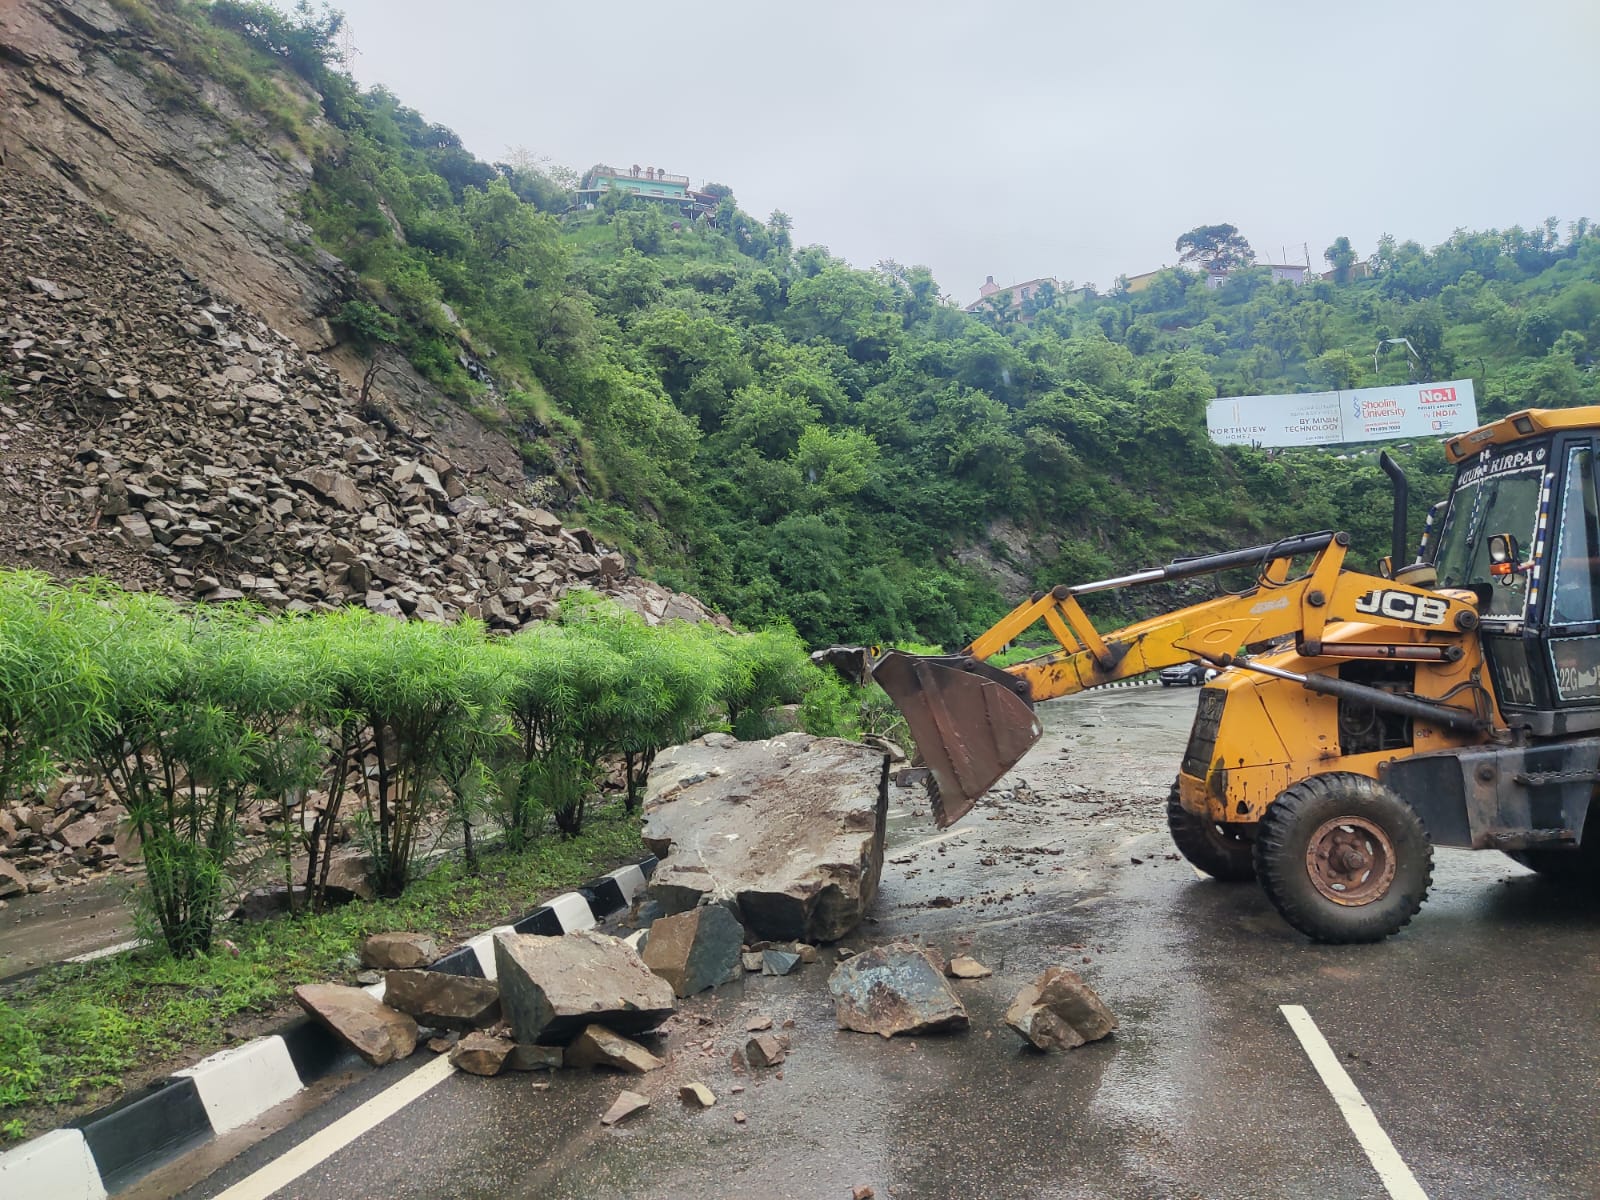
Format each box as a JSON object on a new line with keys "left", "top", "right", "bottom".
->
{"left": 1205, "top": 379, "right": 1478, "bottom": 448}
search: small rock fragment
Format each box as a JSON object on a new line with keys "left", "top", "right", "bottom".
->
{"left": 742, "top": 951, "right": 764, "bottom": 972}
{"left": 762, "top": 949, "right": 801, "bottom": 976}
{"left": 746, "top": 1014, "right": 774, "bottom": 1033}
{"left": 679, "top": 1082, "right": 716, "bottom": 1108}
{"left": 601, "top": 1090, "right": 649, "bottom": 1126}
{"left": 854, "top": 1188, "right": 876, "bottom": 1200}
{"left": 362, "top": 932, "right": 439, "bottom": 970}
{"left": 745, "top": 1034, "right": 788, "bottom": 1068}
{"left": 947, "top": 955, "right": 993, "bottom": 979}
{"left": 565, "top": 1024, "right": 665, "bottom": 1074}
{"left": 1005, "top": 966, "right": 1117, "bottom": 1051}
{"left": 427, "top": 1032, "right": 461, "bottom": 1054}
{"left": 733, "top": 1110, "right": 747, "bottom": 1124}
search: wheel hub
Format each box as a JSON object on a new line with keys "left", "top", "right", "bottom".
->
{"left": 1305, "top": 815, "right": 1396, "bottom": 906}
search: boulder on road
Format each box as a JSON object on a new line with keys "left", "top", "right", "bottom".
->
{"left": 642, "top": 733, "right": 888, "bottom": 942}
{"left": 294, "top": 983, "right": 418, "bottom": 1066}
{"left": 450, "top": 1031, "right": 513, "bottom": 1076}
{"left": 565, "top": 1024, "right": 665, "bottom": 1074}
{"left": 382, "top": 969, "right": 500, "bottom": 1030}
{"left": 494, "top": 929, "right": 674, "bottom": 1045}
{"left": 362, "top": 932, "right": 439, "bottom": 970}
{"left": 639, "top": 903, "right": 743, "bottom": 997}
{"left": 1004, "top": 967, "right": 1117, "bottom": 1051}
{"left": 827, "top": 943, "right": 969, "bottom": 1039}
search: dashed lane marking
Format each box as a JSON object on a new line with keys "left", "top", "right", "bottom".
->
{"left": 1280, "top": 1004, "right": 1429, "bottom": 1200}
{"left": 208, "top": 1053, "right": 457, "bottom": 1200}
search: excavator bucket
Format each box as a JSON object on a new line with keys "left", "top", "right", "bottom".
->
{"left": 870, "top": 651, "right": 1043, "bottom": 828}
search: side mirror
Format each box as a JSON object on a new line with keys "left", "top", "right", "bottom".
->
{"left": 1378, "top": 555, "right": 1395, "bottom": 579}
{"left": 1488, "top": 533, "right": 1523, "bottom": 579}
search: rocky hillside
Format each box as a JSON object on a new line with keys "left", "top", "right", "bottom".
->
{"left": 0, "top": 164, "right": 720, "bottom": 629}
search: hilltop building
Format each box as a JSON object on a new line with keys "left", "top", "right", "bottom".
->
{"left": 965, "top": 275, "right": 1065, "bottom": 316}
{"left": 1121, "top": 261, "right": 1312, "bottom": 293}
{"left": 573, "top": 164, "right": 717, "bottom": 218}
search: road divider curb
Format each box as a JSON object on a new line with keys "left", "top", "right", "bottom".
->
{"left": 0, "top": 855, "right": 657, "bottom": 1197}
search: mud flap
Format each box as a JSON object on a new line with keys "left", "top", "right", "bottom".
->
{"left": 871, "top": 651, "right": 1042, "bottom": 827}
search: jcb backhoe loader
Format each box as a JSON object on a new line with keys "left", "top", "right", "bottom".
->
{"left": 824, "top": 407, "right": 1600, "bottom": 942}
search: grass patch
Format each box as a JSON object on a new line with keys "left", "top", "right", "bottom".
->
{"left": 0, "top": 803, "right": 642, "bottom": 1141}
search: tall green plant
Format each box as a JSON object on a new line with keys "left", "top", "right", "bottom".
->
{"left": 332, "top": 614, "right": 499, "bottom": 896}
{"left": 702, "top": 627, "right": 817, "bottom": 740}
{"left": 495, "top": 625, "right": 627, "bottom": 839}
{"left": 557, "top": 594, "right": 714, "bottom": 810}
{"left": 79, "top": 597, "right": 308, "bottom": 957}
{"left": 0, "top": 573, "right": 108, "bottom": 803}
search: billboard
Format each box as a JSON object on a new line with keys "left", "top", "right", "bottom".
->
{"left": 1206, "top": 379, "right": 1478, "bottom": 448}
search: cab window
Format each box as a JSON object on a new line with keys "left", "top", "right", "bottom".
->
{"left": 1549, "top": 445, "right": 1600, "bottom": 625}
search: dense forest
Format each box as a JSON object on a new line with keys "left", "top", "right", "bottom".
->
{"left": 129, "top": 1, "right": 1600, "bottom": 647}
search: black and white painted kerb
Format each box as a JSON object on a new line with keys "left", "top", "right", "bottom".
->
{"left": 0, "top": 858, "right": 656, "bottom": 1199}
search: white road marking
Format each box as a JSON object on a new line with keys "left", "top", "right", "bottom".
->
{"left": 65, "top": 938, "right": 147, "bottom": 963}
{"left": 208, "top": 1053, "right": 457, "bottom": 1200}
{"left": 1280, "top": 1004, "right": 1429, "bottom": 1200}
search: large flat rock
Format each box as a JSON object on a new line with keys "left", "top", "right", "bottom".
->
{"left": 494, "top": 929, "right": 674, "bottom": 1045}
{"left": 642, "top": 733, "right": 887, "bottom": 942}
{"left": 827, "top": 943, "right": 969, "bottom": 1038}
{"left": 294, "top": 983, "right": 418, "bottom": 1066}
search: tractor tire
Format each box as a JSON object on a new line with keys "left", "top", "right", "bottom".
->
{"left": 1166, "top": 781, "right": 1255, "bottom": 881}
{"left": 1254, "top": 773, "right": 1433, "bottom": 944}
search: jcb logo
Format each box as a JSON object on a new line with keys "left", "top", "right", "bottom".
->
{"left": 1354, "top": 590, "right": 1449, "bottom": 626}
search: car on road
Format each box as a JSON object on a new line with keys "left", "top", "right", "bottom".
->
{"left": 1158, "top": 661, "right": 1215, "bottom": 687}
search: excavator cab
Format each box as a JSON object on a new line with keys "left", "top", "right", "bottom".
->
{"left": 838, "top": 406, "right": 1600, "bottom": 944}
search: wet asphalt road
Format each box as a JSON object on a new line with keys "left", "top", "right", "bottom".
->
{"left": 175, "top": 687, "right": 1600, "bottom": 1200}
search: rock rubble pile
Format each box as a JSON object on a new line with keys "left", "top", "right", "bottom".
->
{"left": 0, "top": 167, "right": 723, "bottom": 632}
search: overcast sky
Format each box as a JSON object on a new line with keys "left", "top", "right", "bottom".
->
{"left": 325, "top": 0, "right": 1599, "bottom": 304}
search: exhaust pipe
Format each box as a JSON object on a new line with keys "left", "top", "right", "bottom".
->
{"left": 1380, "top": 450, "right": 1409, "bottom": 570}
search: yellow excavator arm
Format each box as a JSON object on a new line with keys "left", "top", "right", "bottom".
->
{"left": 845, "top": 530, "right": 1486, "bottom": 827}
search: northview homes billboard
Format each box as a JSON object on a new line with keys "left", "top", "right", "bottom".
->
{"left": 1205, "top": 379, "right": 1478, "bottom": 448}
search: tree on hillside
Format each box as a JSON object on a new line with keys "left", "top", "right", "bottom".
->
{"left": 1176, "top": 224, "right": 1255, "bottom": 271}
{"left": 1324, "top": 236, "right": 1357, "bottom": 283}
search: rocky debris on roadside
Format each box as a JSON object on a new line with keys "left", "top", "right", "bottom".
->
{"left": 449, "top": 1031, "right": 514, "bottom": 1077}
{"left": 1004, "top": 967, "right": 1117, "bottom": 1051}
{"left": 565, "top": 1024, "right": 665, "bottom": 1074}
{"left": 854, "top": 1188, "right": 876, "bottom": 1200}
{"left": 362, "top": 932, "right": 438, "bottom": 970}
{"left": 679, "top": 1082, "right": 716, "bottom": 1108}
{"left": 947, "top": 955, "right": 993, "bottom": 979}
{"left": 741, "top": 951, "right": 764, "bottom": 973}
{"left": 744, "top": 1034, "right": 788, "bottom": 1068}
{"left": 639, "top": 903, "right": 744, "bottom": 998}
{"left": 601, "top": 1090, "right": 649, "bottom": 1126}
{"left": 426, "top": 1032, "right": 460, "bottom": 1055}
{"left": 642, "top": 733, "right": 888, "bottom": 942}
{"left": 294, "top": 983, "right": 418, "bottom": 1066}
{"left": 494, "top": 929, "right": 675, "bottom": 1045}
{"left": 0, "top": 775, "right": 141, "bottom": 895}
{"left": 0, "top": 166, "right": 730, "bottom": 636}
{"left": 382, "top": 969, "right": 501, "bottom": 1030}
{"left": 828, "top": 943, "right": 970, "bottom": 1039}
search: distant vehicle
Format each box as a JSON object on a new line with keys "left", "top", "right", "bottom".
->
{"left": 1158, "top": 662, "right": 1211, "bottom": 687}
